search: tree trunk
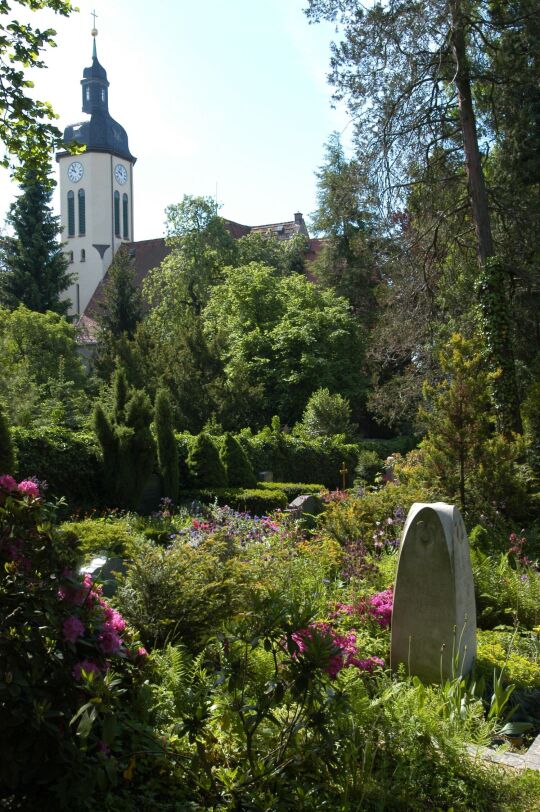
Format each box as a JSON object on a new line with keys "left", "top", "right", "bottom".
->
{"left": 450, "top": 0, "right": 522, "bottom": 434}
{"left": 450, "top": 0, "right": 493, "bottom": 264}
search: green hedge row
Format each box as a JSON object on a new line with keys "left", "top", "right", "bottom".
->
{"left": 257, "top": 482, "right": 324, "bottom": 500}
{"left": 12, "top": 427, "right": 103, "bottom": 510}
{"left": 180, "top": 487, "right": 288, "bottom": 514}
{"left": 176, "top": 431, "right": 357, "bottom": 490}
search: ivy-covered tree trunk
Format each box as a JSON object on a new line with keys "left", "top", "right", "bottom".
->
{"left": 450, "top": 0, "right": 522, "bottom": 434}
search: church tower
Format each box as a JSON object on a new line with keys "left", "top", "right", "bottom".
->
{"left": 56, "top": 24, "right": 136, "bottom": 317}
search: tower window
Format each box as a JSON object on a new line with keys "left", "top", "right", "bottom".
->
{"left": 67, "top": 250, "right": 74, "bottom": 264}
{"left": 67, "top": 191, "right": 75, "bottom": 237}
{"left": 101, "top": 88, "right": 105, "bottom": 102}
{"left": 80, "top": 249, "right": 86, "bottom": 262}
{"left": 122, "top": 193, "right": 129, "bottom": 239}
{"left": 78, "top": 188, "right": 86, "bottom": 235}
{"left": 114, "top": 190, "right": 120, "bottom": 237}
{"left": 85, "top": 87, "right": 90, "bottom": 102}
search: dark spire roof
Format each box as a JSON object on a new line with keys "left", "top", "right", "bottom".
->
{"left": 61, "top": 34, "right": 136, "bottom": 163}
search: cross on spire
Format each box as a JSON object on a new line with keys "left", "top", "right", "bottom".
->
{"left": 91, "top": 9, "right": 98, "bottom": 28}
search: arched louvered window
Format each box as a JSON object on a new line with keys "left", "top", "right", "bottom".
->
{"left": 80, "top": 249, "right": 86, "bottom": 262}
{"left": 122, "top": 193, "right": 129, "bottom": 239}
{"left": 78, "top": 188, "right": 86, "bottom": 235}
{"left": 67, "top": 191, "right": 75, "bottom": 237}
{"left": 114, "top": 190, "right": 120, "bottom": 237}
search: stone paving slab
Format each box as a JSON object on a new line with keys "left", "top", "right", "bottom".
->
{"left": 467, "top": 733, "right": 540, "bottom": 772}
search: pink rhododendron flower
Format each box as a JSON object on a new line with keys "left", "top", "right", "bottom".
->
{"left": 58, "top": 572, "right": 95, "bottom": 606}
{"left": 98, "top": 628, "right": 122, "bottom": 654}
{"left": 137, "top": 646, "right": 148, "bottom": 658}
{"left": 349, "top": 656, "right": 385, "bottom": 672}
{"left": 0, "top": 474, "right": 17, "bottom": 492}
{"left": 369, "top": 588, "right": 393, "bottom": 628}
{"left": 102, "top": 605, "right": 126, "bottom": 632}
{"left": 62, "top": 615, "right": 85, "bottom": 643}
{"left": 73, "top": 659, "right": 101, "bottom": 680}
{"left": 17, "top": 480, "right": 40, "bottom": 499}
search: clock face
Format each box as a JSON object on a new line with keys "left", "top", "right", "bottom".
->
{"left": 114, "top": 164, "right": 128, "bottom": 185}
{"left": 67, "top": 161, "right": 84, "bottom": 183}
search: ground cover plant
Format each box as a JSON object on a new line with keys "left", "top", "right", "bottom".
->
{"left": 4, "top": 472, "right": 537, "bottom": 809}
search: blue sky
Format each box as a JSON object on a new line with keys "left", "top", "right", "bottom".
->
{"left": 1, "top": 0, "right": 353, "bottom": 241}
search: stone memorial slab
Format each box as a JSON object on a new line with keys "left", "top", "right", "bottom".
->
{"left": 390, "top": 502, "right": 476, "bottom": 683}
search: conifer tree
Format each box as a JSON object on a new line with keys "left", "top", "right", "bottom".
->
{"left": 187, "top": 433, "right": 227, "bottom": 489}
{"left": 0, "top": 166, "right": 73, "bottom": 315}
{"left": 96, "top": 245, "right": 142, "bottom": 339}
{"left": 220, "top": 433, "right": 256, "bottom": 487}
{"left": 155, "top": 388, "right": 179, "bottom": 500}
{"left": 94, "top": 367, "right": 156, "bottom": 509}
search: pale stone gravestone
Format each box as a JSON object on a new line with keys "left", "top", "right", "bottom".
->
{"left": 390, "top": 502, "right": 476, "bottom": 683}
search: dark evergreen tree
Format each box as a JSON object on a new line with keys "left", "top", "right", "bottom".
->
{"left": 187, "top": 433, "right": 227, "bottom": 489}
{"left": 311, "top": 133, "right": 379, "bottom": 323}
{"left": 220, "top": 432, "right": 256, "bottom": 487}
{"left": 0, "top": 166, "right": 73, "bottom": 315}
{"left": 155, "top": 388, "right": 179, "bottom": 500}
{"left": 96, "top": 245, "right": 142, "bottom": 339}
{"left": 94, "top": 367, "right": 156, "bottom": 509}
{"left": 0, "top": 404, "right": 14, "bottom": 474}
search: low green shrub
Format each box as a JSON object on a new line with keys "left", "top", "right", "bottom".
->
{"left": 117, "top": 535, "right": 251, "bottom": 650}
{"left": 180, "top": 487, "right": 288, "bottom": 514}
{"left": 476, "top": 630, "right": 540, "bottom": 689}
{"left": 11, "top": 426, "right": 102, "bottom": 509}
{"left": 472, "top": 548, "right": 540, "bottom": 630}
{"left": 354, "top": 448, "right": 383, "bottom": 485}
{"left": 60, "top": 516, "right": 136, "bottom": 558}
{"left": 256, "top": 481, "right": 324, "bottom": 500}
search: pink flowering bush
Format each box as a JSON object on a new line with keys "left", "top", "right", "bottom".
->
{"left": 0, "top": 473, "right": 156, "bottom": 808}
{"left": 289, "top": 621, "right": 385, "bottom": 678}
{"left": 334, "top": 587, "right": 394, "bottom": 630}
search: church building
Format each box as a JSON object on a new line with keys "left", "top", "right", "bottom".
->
{"left": 57, "top": 30, "right": 322, "bottom": 335}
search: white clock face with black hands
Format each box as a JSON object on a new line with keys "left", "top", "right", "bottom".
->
{"left": 67, "top": 161, "right": 84, "bottom": 182}
{"left": 114, "top": 164, "right": 128, "bottom": 185}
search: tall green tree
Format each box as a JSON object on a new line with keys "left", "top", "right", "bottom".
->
{"left": 204, "top": 262, "right": 366, "bottom": 427}
{"left": 96, "top": 245, "right": 142, "bottom": 339}
{"left": 0, "top": 0, "right": 75, "bottom": 179}
{"left": 306, "top": 0, "right": 527, "bottom": 432}
{"left": 144, "top": 195, "right": 237, "bottom": 318}
{"left": 0, "top": 166, "right": 73, "bottom": 314}
{"left": 311, "top": 133, "right": 380, "bottom": 322}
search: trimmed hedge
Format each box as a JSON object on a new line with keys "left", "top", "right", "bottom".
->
{"left": 238, "top": 431, "right": 358, "bottom": 489}
{"left": 257, "top": 482, "right": 325, "bottom": 500}
{"left": 12, "top": 426, "right": 103, "bottom": 509}
{"left": 179, "top": 487, "right": 288, "bottom": 514}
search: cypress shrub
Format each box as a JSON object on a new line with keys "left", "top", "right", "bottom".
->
{"left": 187, "top": 432, "right": 227, "bottom": 488}
{"left": 220, "top": 432, "right": 256, "bottom": 487}
{"left": 93, "top": 369, "right": 156, "bottom": 509}
{"left": 155, "top": 389, "right": 179, "bottom": 500}
{"left": 0, "top": 404, "right": 14, "bottom": 474}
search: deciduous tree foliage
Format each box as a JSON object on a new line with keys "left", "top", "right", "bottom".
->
{"left": 0, "top": 0, "right": 75, "bottom": 178}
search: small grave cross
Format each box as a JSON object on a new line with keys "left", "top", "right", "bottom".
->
{"left": 340, "top": 461, "right": 348, "bottom": 490}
